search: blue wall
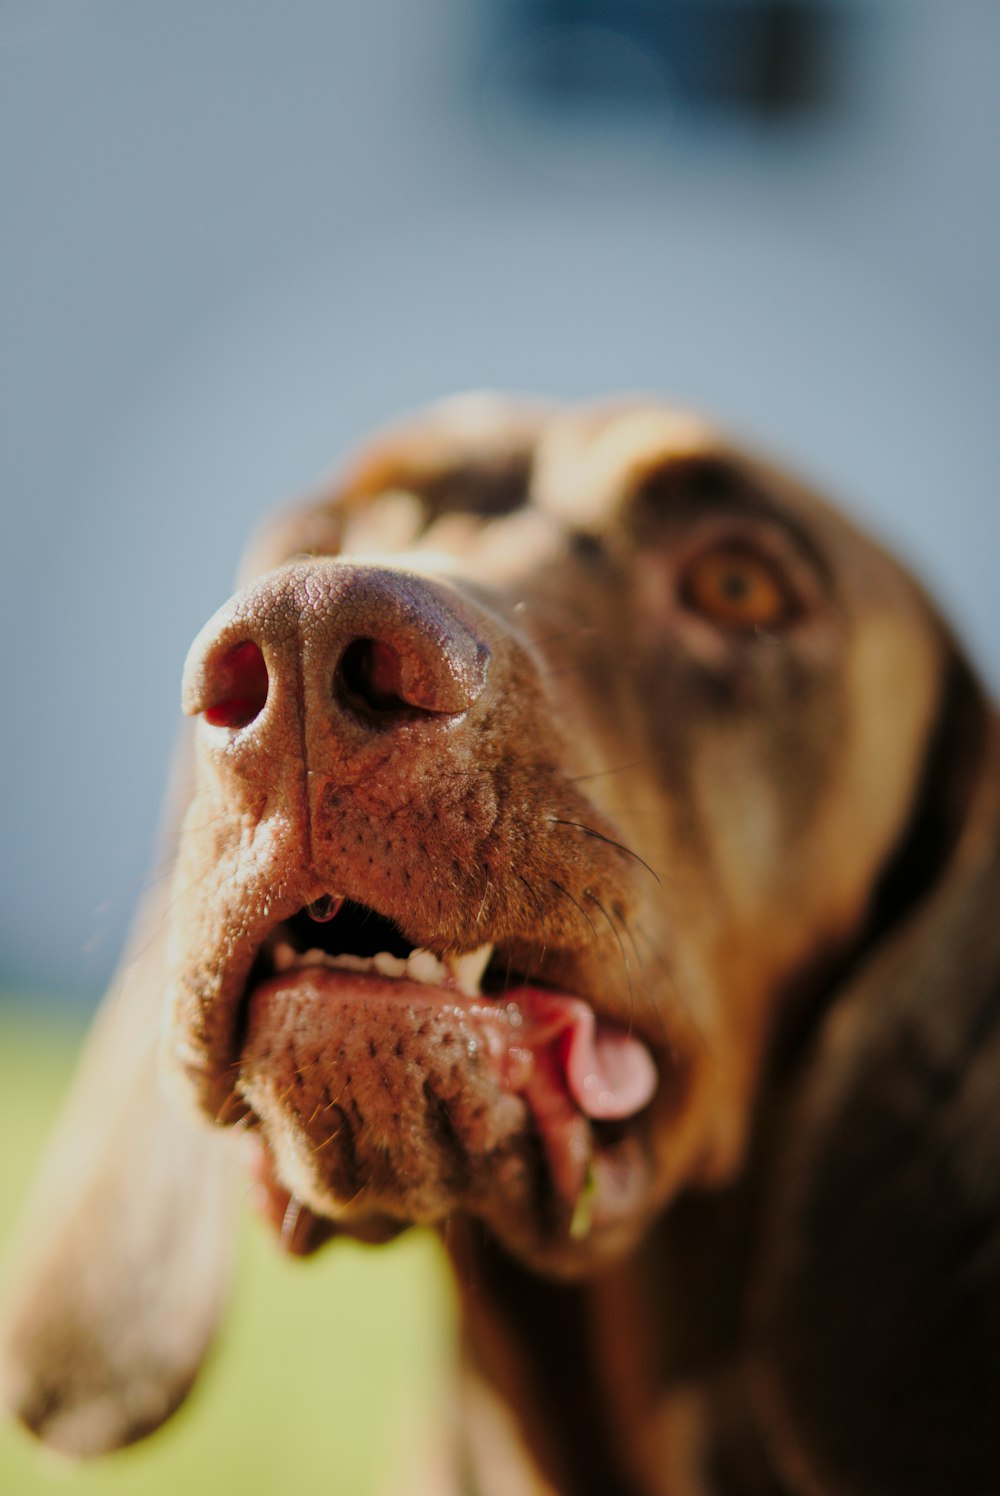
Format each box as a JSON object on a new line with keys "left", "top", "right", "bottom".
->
{"left": 2, "top": 0, "right": 998, "bottom": 1000}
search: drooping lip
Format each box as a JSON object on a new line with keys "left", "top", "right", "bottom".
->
{"left": 248, "top": 962, "right": 656, "bottom": 1196}
{"left": 262, "top": 924, "right": 659, "bottom": 1125}
{"left": 206, "top": 893, "right": 661, "bottom": 1239}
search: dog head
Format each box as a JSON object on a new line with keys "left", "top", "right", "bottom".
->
{"left": 3, "top": 396, "right": 996, "bottom": 1473}
{"left": 166, "top": 397, "right": 957, "bottom": 1276}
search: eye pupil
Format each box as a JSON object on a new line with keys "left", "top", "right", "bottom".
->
{"left": 681, "top": 545, "right": 794, "bottom": 630}
{"left": 720, "top": 570, "right": 751, "bottom": 601}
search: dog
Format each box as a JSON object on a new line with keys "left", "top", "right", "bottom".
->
{"left": 2, "top": 395, "right": 999, "bottom": 1495}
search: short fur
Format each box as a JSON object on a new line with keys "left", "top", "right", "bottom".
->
{"left": 3, "top": 396, "right": 999, "bottom": 1494}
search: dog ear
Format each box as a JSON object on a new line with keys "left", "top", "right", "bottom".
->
{"left": 749, "top": 645, "right": 1000, "bottom": 1496}
{"left": 0, "top": 397, "right": 545, "bottom": 1461}
{"left": 0, "top": 747, "right": 239, "bottom": 1458}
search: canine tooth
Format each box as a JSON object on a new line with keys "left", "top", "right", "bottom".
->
{"left": 373, "top": 952, "right": 406, "bottom": 978}
{"left": 408, "top": 948, "right": 446, "bottom": 985}
{"left": 448, "top": 944, "right": 494, "bottom": 997}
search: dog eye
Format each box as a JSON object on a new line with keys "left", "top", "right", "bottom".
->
{"left": 679, "top": 545, "right": 796, "bottom": 631}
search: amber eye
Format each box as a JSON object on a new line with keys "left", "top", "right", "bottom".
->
{"left": 679, "top": 545, "right": 795, "bottom": 631}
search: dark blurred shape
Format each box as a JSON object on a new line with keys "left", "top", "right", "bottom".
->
{"left": 483, "top": 0, "right": 846, "bottom": 124}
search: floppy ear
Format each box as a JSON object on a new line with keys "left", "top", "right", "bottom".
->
{"left": 0, "top": 752, "right": 239, "bottom": 1458}
{"left": 0, "top": 394, "right": 546, "bottom": 1460}
{"left": 749, "top": 649, "right": 1000, "bottom": 1496}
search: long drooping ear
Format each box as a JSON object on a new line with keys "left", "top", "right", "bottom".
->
{"left": 749, "top": 650, "right": 1000, "bottom": 1496}
{"left": 0, "top": 752, "right": 238, "bottom": 1458}
{"left": 0, "top": 396, "right": 545, "bottom": 1461}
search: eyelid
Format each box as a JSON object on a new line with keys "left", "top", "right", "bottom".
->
{"left": 674, "top": 517, "right": 827, "bottom": 598}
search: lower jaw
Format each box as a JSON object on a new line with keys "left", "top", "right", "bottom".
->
{"left": 240, "top": 1133, "right": 405, "bottom": 1255}
{"left": 239, "top": 1109, "right": 652, "bottom": 1278}
{"left": 238, "top": 975, "right": 654, "bottom": 1222}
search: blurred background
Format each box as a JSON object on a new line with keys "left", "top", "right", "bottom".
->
{"left": 1, "top": 1, "right": 998, "bottom": 1490}
{"left": 3, "top": 0, "right": 1000, "bottom": 1002}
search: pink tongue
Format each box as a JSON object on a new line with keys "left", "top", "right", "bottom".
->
{"left": 512, "top": 987, "right": 657, "bottom": 1121}
{"left": 560, "top": 1004, "right": 658, "bottom": 1120}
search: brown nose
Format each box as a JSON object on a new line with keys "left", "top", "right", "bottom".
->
{"left": 182, "top": 560, "right": 491, "bottom": 776}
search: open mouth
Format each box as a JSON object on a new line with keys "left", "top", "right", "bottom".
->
{"left": 231, "top": 893, "right": 659, "bottom": 1248}
{"left": 255, "top": 895, "right": 499, "bottom": 998}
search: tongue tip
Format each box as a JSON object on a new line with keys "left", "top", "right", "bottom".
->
{"left": 567, "top": 1021, "right": 658, "bottom": 1121}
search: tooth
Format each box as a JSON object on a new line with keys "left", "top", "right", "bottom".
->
{"left": 373, "top": 952, "right": 406, "bottom": 978}
{"left": 291, "top": 951, "right": 372, "bottom": 974}
{"left": 407, "top": 949, "right": 446, "bottom": 985}
{"left": 272, "top": 941, "right": 298, "bottom": 971}
{"left": 448, "top": 944, "right": 494, "bottom": 997}
{"left": 328, "top": 954, "right": 372, "bottom": 973}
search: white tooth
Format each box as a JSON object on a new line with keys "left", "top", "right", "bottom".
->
{"left": 408, "top": 948, "right": 446, "bottom": 986}
{"left": 271, "top": 941, "right": 298, "bottom": 971}
{"left": 328, "top": 954, "right": 374, "bottom": 974}
{"left": 303, "top": 948, "right": 328, "bottom": 966}
{"left": 373, "top": 952, "right": 406, "bottom": 979}
{"left": 294, "top": 951, "right": 373, "bottom": 974}
{"left": 448, "top": 944, "right": 494, "bottom": 997}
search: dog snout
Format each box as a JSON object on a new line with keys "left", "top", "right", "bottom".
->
{"left": 182, "top": 559, "right": 492, "bottom": 773}
{"left": 169, "top": 557, "right": 506, "bottom": 1118}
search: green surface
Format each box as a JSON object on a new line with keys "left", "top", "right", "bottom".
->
{"left": 0, "top": 1005, "right": 454, "bottom": 1495}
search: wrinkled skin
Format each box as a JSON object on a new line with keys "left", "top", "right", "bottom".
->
{"left": 3, "top": 397, "right": 1000, "bottom": 1495}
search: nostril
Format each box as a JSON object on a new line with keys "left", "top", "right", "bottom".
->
{"left": 203, "top": 641, "right": 269, "bottom": 728}
{"left": 336, "top": 638, "right": 409, "bottom": 714}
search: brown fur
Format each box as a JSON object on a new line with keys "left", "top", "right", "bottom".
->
{"left": 3, "top": 395, "right": 999, "bottom": 1493}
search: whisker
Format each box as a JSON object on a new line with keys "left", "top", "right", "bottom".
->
{"left": 475, "top": 867, "right": 492, "bottom": 927}
{"left": 514, "top": 875, "right": 549, "bottom": 970}
{"left": 517, "top": 874, "right": 546, "bottom": 921}
{"left": 584, "top": 891, "right": 634, "bottom": 1015}
{"left": 610, "top": 904, "right": 661, "bottom": 1038}
{"left": 549, "top": 818, "right": 662, "bottom": 887}
{"left": 566, "top": 760, "right": 650, "bottom": 785}
{"left": 548, "top": 879, "right": 599, "bottom": 941}
{"left": 312, "top": 1123, "right": 345, "bottom": 1154}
